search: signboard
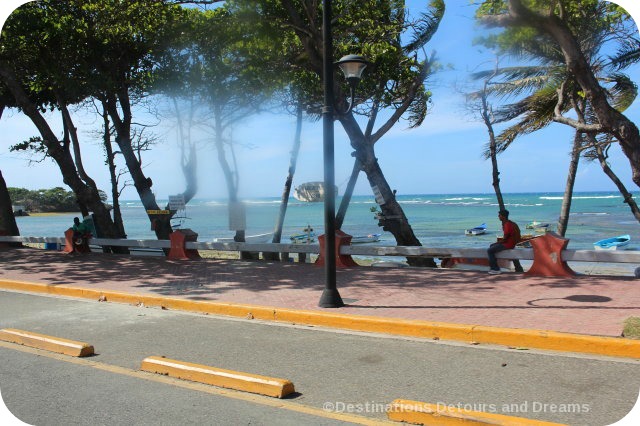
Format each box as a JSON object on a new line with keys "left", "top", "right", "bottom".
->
{"left": 168, "top": 195, "right": 186, "bottom": 211}
{"left": 228, "top": 202, "right": 246, "bottom": 231}
{"left": 371, "top": 185, "right": 385, "bottom": 205}
{"left": 146, "top": 210, "right": 170, "bottom": 215}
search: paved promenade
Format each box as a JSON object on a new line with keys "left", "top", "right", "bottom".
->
{"left": 1, "top": 247, "right": 639, "bottom": 338}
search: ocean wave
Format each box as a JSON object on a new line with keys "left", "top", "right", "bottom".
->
{"left": 540, "top": 195, "right": 620, "bottom": 200}
{"left": 242, "top": 199, "right": 282, "bottom": 205}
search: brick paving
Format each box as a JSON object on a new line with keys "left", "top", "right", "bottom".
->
{"left": 1, "top": 247, "right": 640, "bottom": 337}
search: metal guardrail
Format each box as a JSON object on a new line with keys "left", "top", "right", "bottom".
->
{"left": 2, "top": 235, "right": 640, "bottom": 264}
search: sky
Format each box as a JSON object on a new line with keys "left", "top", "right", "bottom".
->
{"left": 1, "top": 0, "right": 640, "bottom": 201}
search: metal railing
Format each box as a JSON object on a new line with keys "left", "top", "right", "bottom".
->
{"left": 2, "top": 235, "right": 640, "bottom": 264}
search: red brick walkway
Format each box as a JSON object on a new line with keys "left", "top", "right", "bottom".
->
{"left": 1, "top": 248, "right": 639, "bottom": 337}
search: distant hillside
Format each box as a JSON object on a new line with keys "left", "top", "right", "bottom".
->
{"left": 8, "top": 187, "right": 107, "bottom": 213}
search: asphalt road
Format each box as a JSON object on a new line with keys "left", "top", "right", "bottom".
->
{"left": 1, "top": 290, "right": 640, "bottom": 425}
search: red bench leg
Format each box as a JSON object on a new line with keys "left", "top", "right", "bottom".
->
{"left": 315, "top": 230, "right": 358, "bottom": 268}
{"left": 524, "top": 232, "right": 576, "bottom": 277}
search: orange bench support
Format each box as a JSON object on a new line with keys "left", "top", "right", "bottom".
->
{"left": 524, "top": 232, "right": 576, "bottom": 277}
{"left": 315, "top": 229, "right": 358, "bottom": 268}
{"left": 63, "top": 228, "right": 90, "bottom": 254}
{"left": 168, "top": 229, "right": 201, "bottom": 260}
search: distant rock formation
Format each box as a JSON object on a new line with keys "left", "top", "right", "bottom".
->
{"left": 293, "top": 182, "right": 338, "bottom": 202}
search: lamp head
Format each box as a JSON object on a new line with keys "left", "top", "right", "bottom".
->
{"left": 336, "top": 54, "right": 369, "bottom": 87}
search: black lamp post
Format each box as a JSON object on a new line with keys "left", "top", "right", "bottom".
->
{"left": 319, "top": 0, "right": 368, "bottom": 308}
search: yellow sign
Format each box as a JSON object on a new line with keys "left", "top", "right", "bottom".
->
{"left": 146, "top": 210, "right": 170, "bottom": 215}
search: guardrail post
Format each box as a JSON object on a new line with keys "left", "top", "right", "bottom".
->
{"left": 168, "top": 229, "right": 201, "bottom": 260}
{"left": 524, "top": 232, "right": 576, "bottom": 277}
{"left": 315, "top": 230, "right": 358, "bottom": 268}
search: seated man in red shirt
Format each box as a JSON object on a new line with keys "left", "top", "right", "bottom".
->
{"left": 487, "top": 209, "right": 521, "bottom": 275}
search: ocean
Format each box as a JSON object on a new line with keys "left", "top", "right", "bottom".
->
{"left": 13, "top": 191, "right": 640, "bottom": 251}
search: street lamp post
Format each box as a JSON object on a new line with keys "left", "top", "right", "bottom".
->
{"left": 318, "top": 0, "right": 368, "bottom": 308}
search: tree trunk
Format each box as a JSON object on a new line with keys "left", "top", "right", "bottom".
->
{"left": 506, "top": 0, "right": 640, "bottom": 188}
{"left": 172, "top": 96, "right": 199, "bottom": 210}
{"left": 104, "top": 90, "right": 172, "bottom": 241}
{"left": 211, "top": 106, "right": 254, "bottom": 259}
{"left": 353, "top": 141, "right": 435, "bottom": 267}
{"left": 557, "top": 131, "right": 582, "bottom": 236}
{"left": 0, "top": 62, "right": 119, "bottom": 239}
{"left": 335, "top": 158, "right": 361, "bottom": 229}
{"left": 266, "top": 105, "right": 303, "bottom": 261}
{"left": 481, "top": 89, "right": 505, "bottom": 211}
{"left": 593, "top": 142, "right": 640, "bottom": 223}
{"left": 0, "top": 169, "right": 21, "bottom": 243}
{"left": 339, "top": 116, "right": 435, "bottom": 267}
{"left": 100, "top": 101, "right": 126, "bottom": 238}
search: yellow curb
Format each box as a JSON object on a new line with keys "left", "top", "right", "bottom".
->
{"left": 140, "top": 356, "right": 295, "bottom": 398}
{"left": 387, "top": 399, "right": 566, "bottom": 425}
{"left": 471, "top": 326, "right": 639, "bottom": 359}
{"left": 0, "top": 328, "right": 94, "bottom": 357}
{"left": 273, "top": 308, "right": 474, "bottom": 341}
{"left": 2, "top": 279, "right": 640, "bottom": 359}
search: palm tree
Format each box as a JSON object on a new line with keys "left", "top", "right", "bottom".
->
{"left": 472, "top": 3, "right": 638, "bottom": 235}
{"left": 478, "top": 0, "right": 640, "bottom": 190}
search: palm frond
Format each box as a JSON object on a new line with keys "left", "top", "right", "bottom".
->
{"left": 486, "top": 75, "right": 554, "bottom": 99}
{"left": 488, "top": 86, "right": 563, "bottom": 157}
{"left": 402, "top": 0, "right": 444, "bottom": 53}
{"left": 608, "top": 37, "right": 640, "bottom": 70}
{"left": 604, "top": 72, "right": 638, "bottom": 112}
{"left": 470, "top": 65, "right": 551, "bottom": 82}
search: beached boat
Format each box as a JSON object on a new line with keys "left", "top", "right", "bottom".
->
{"left": 293, "top": 182, "right": 338, "bottom": 202}
{"left": 290, "top": 231, "right": 316, "bottom": 243}
{"left": 594, "top": 234, "right": 631, "bottom": 250}
{"left": 465, "top": 223, "right": 486, "bottom": 236}
{"left": 351, "top": 233, "right": 382, "bottom": 244}
{"left": 526, "top": 221, "right": 550, "bottom": 230}
{"left": 214, "top": 232, "right": 273, "bottom": 244}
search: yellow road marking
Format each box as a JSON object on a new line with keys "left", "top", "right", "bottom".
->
{"left": 388, "top": 399, "right": 566, "bottom": 425}
{"left": 0, "top": 340, "right": 393, "bottom": 425}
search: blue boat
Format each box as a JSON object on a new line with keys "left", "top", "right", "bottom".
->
{"left": 465, "top": 223, "right": 486, "bottom": 236}
{"left": 594, "top": 234, "right": 630, "bottom": 250}
{"left": 351, "top": 233, "right": 382, "bottom": 244}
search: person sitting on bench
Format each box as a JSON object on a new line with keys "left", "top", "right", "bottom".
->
{"left": 487, "top": 209, "right": 521, "bottom": 275}
{"left": 72, "top": 217, "right": 91, "bottom": 246}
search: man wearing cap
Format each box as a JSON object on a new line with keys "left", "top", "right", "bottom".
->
{"left": 487, "top": 209, "right": 521, "bottom": 275}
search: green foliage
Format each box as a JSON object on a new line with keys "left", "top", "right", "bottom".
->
{"left": 473, "top": 0, "right": 638, "bottom": 156}
{"left": 8, "top": 187, "right": 80, "bottom": 212}
{"left": 1, "top": 0, "right": 186, "bottom": 109}
{"left": 9, "top": 137, "right": 48, "bottom": 155}
{"left": 227, "top": 0, "right": 443, "bottom": 126}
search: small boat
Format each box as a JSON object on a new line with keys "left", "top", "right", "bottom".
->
{"left": 594, "top": 234, "right": 631, "bottom": 250}
{"left": 290, "top": 231, "right": 316, "bottom": 243}
{"left": 214, "top": 232, "right": 273, "bottom": 244}
{"left": 526, "top": 221, "right": 550, "bottom": 230}
{"left": 351, "top": 233, "right": 382, "bottom": 244}
{"left": 465, "top": 223, "right": 486, "bottom": 236}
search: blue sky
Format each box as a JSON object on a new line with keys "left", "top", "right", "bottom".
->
{"left": 1, "top": 0, "right": 639, "bottom": 200}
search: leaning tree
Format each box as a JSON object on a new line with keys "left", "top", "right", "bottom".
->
{"left": 474, "top": 0, "right": 639, "bottom": 234}
{"left": 477, "top": 0, "right": 640, "bottom": 189}
{"left": 231, "top": 0, "right": 446, "bottom": 266}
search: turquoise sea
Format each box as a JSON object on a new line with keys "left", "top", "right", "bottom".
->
{"left": 14, "top": 191, "right": 640, "bottom": 251}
